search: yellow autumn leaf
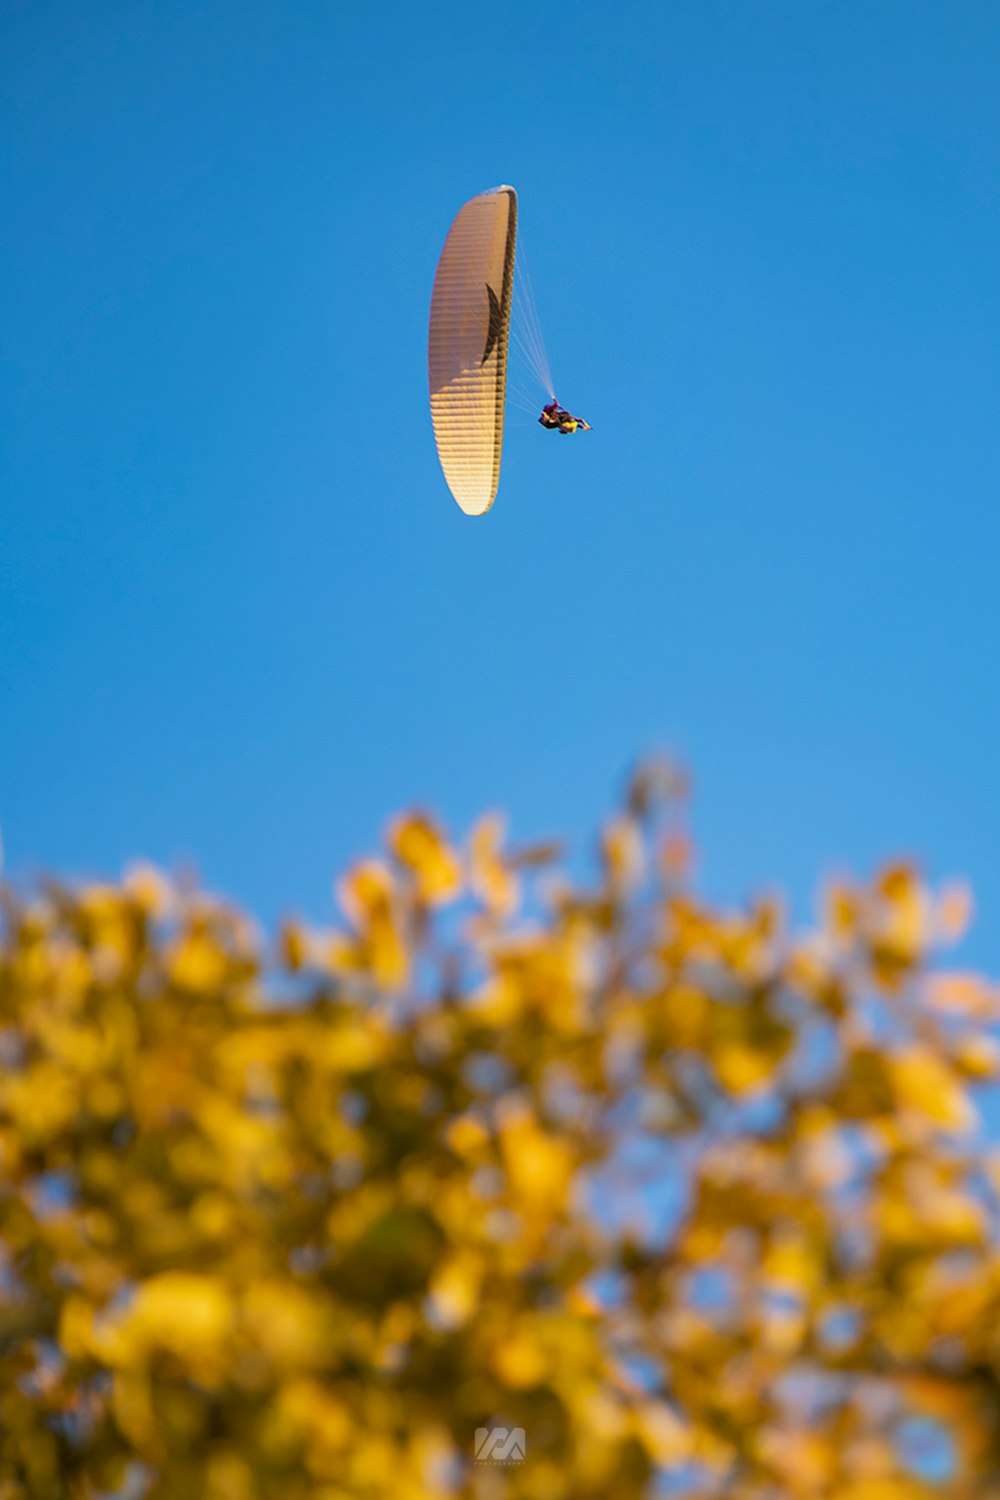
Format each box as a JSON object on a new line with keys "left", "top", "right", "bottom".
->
{"left": 826, "top": 880, "right": 861, "bottom": 942}
{"left": 123, "top": 861, "right": 172, "bottom": 918}
{"left": 757, "top": 1430, "right": 833, "bottom": 1490}
{"left": 468, "top": 813, "right": 518, "bottom": 918}
{"left": 268, "top": 1378, "right": 352, "bottom": 1462}
{"left": 492, "top": 1326, "right": 547, "bottom": 1388}
{"left": 240, "top": 1280, "right": 331, "bottom": 1371}
{"left": 443, "top": 1112, "right": 489, "bottom": 1156}
{"left": 336, "top": 859, "right": 395, "bottom": 929}
{"left": 205, "top": 1452, "right": 255, "bottom": 1500}
{"left": 713, "top": 1041, "right": 782, "bottom": 1095}
{"left": 1, "top": 1063, "right": 79, "bottom": 1144}
{"left": 834, "top": 1482, "right": 926, "bottom": 1500}
{"left": 57, "top": 1294, "right": 95, "bottom": 1361}
{"left": 891, "top": 1045, "right": 977, "bottom": 1133}
{"left": 953, "top": 1033, "right": 1000, "bottom": 1079}
{"left": 101, "top": 1273, "right": 233, "bottom": 1384}
{"left": 661, "top": 984, "right": 709, "bottom": 1047}
{"left": 762, "top": 1234, "right": 819, "bottom": 1296}
{"left": 111, "top": 1370, "right": 158, "bottom": 1452}
{"left": 497, "top": 1100, "right": 574, "bottom": 1210}
{"left": 389, "top": 813, "right": 462, "bottom": 905}
{"left": 169, "top": 930, "right": 228, "bottom": 992}
{"left": 872, "top": 862, "right": 931, "bottom": 966}
{"left": 876, "top": 1179, "right": 986, "bottom": 1252}
{"left": 335, "top": 860, "right": 408, "bottom": 985}
{"left": 632, "top": 1400, "right": 692, "bottom": 1464}
{"left": 758, "top": 1298, "right": 806, "bottom": 1355}
{"left": 280, "top": 919, "right": 309, "bottom": 971}
{"left": 427, "top": 1251, "right": 483, "bottom": 1329}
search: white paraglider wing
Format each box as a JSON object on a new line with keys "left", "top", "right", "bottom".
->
{"left": 428, "top": 186, "right": 517, "bottom": 516}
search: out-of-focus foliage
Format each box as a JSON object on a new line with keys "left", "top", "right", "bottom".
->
{"left": 2, "top": 766, "right": 1000, "bottom": 1499}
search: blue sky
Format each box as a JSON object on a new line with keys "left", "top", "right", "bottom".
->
{"left": 3, "top": 1, "right": 1000, "bottom": 973}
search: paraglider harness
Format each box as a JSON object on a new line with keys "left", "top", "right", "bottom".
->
{"left": 539, "top": 400, "right": 591, "bottom": 435}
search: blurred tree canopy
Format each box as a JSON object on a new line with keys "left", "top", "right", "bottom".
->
{"left": 2, "top": 766, "right": 1000, "bottom": 1499}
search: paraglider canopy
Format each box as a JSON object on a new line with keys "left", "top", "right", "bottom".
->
{"left": 428, "top": 186, "right": 517, "bottom": 516}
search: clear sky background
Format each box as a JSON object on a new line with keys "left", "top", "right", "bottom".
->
{"left": 3, "top": 1, "right": 1000, "bottom": 972}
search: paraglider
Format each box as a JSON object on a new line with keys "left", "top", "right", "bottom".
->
{"left": 538, "top": 400, "right": 591, "bottom": 435}
{"left": 428, "top": 185, "right": 589, "bottom": 515}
